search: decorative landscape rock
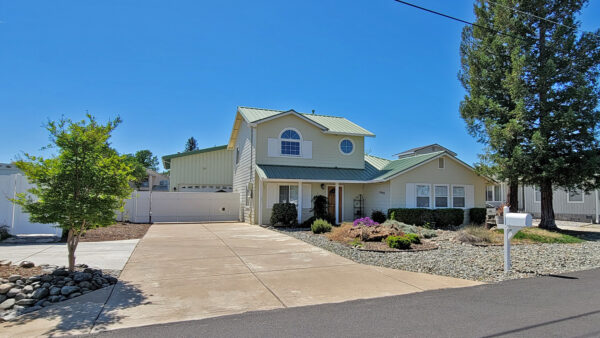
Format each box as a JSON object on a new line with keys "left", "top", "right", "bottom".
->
{"left": 0, "top": 265, "right": 118, "bottom": 320}
{"left": 19, "top": 261, "right": 35, "bottom": 268}
{"left": 348, "top": 224, "right": 401, "bottom": 242}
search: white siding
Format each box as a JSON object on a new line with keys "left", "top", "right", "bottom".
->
{"left": 523, "top": 185, "right": 598, "bottom": 222}
{"left": 364, "top": 182, "right": 390, "bottom": 215}
{"left": 232, "top": 122, "right": 255, "bottom": 222}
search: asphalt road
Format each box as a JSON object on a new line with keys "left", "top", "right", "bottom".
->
{"left": 87, "top": 268, "right": 600, "bottom": 338}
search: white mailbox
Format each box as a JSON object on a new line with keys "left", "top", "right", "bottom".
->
{"left": 498, "top": 206, "right": 533, "bottom": 273}
{"left": 504, "top": 213, "right": 532, "bottom": 228}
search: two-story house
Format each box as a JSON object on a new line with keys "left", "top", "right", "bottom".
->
{"left": 228, "top": 107, "right": 493, "bottom": 225}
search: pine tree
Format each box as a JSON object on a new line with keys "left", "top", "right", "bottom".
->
{"left": 459, "top": 0, "right": 528, "bottom": 212}
{"left": 514, "top": 0, "right": 600, "bottom": 229}
{"left": 185, "top": 137, "right": 198, "bottom": 152}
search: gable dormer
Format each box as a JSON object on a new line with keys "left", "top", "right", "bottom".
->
{"left": 228, "top": 107, "right": 374, "bottom": 170}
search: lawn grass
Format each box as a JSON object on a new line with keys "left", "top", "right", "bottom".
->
{"left": 495, "top": 227, "right": 584, "bottom": 244}
{"left": 461, "top": 226, "right": 584, "bottom": 244}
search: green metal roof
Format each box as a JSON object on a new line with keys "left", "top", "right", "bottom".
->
{"left": 237, "top": 107, "right": 375, "bottom": 137}
{"left": 162, "top": 145, "right": 228, "bottom": 169}
{"left": 257, "top": 151, "right": 444, "bottom": 182}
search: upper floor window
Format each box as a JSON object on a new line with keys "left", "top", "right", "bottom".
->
{"left": 280, "top": 129, "right": 301, "bottom": 156}
{"left": 339, "top": 139, "right": 354, "bottom": 155}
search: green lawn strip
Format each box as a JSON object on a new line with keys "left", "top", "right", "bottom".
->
{"left": 494, "top": 228, "right": 584, "bottom": 244}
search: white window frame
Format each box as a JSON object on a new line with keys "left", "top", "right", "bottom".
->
{"left": 434, "top": 184, "right": 449, "bottom": 208}
{"left": 534, "top": 186, "right": 541, "bottom": 203}
{"left": 486, "top": 185, "right": 502, "bottom": 202}
{"left": 338, "top": 138, "right": 355, "bottom": 155}
{"left": 278, "top": 184, "right": 299, "bottom": 205}
{"left": 451, "top": 184, "right": 466, "bottom": 208}
{"left": 416, "top": 183, "right": 431, "bottom": 208}
{"left": 567, "top": 188, "right": 584, "bottom": 203}
{"left": 279, "top": 128, "right": 302, "bottom": 157}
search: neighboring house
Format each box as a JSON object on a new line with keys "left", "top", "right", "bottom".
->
{"left": 228, "top": 106, "right": 493, "bottom": 225}
{"left": 486, "top": 181, "right": 600, "bottom": 223}
{"left": 138, "top": 169, "right": 170, "bottom": 192}
{"left": 162, "top": 145, "right": 234, "bottom": 192}
{"left": 0, "top": 163, "right": 21, "bottom": 176}
{"left": 394, "top": 144, "right": 457, "bottom": 159}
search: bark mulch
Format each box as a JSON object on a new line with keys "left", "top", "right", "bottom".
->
{"left": 0, "top": 265, "right": 43, "bottom": 279}
{"left": 79, "top": 223, "right": 151, "bottom": 242}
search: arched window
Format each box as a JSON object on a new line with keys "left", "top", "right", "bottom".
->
{"left": 280, "top": 129, "right": 301, "bottom": 156}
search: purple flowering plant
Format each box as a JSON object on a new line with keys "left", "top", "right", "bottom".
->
{"left": 353, "top": 217, "right": 379, "bottom": 227}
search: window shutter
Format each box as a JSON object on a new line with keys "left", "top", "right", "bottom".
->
{"left": 302, "top": 184, "right": 311, "bottom": 208}
{"left": 405, "top": 183, "right": 416, "bottom": 208}
{"left": 465, "top": 185, "right": 475, "bottom": 208}
{"left": 302, "top": 140, "right": 312, "bottom": 159}
{"left": 267, "top": 138, "right": 278, "bottom": 157}
{"left": 266, "top": 183, "right": 278, "bottom": 207}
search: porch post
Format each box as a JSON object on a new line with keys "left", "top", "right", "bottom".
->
{"left": 335, "top": 182, "right": 340, "bottom": 224}
{"left": 298, "top": 181, "right": 302, "bottom": 224}
{"left": 258, "top": 178, "right": 263, "bottom": 226}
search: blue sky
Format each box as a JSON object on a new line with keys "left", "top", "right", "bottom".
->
{"left": 1, "top": 0, "right": 599, "bottom": 171}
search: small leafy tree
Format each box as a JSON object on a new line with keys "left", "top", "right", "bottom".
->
{"left": 14, "top": 115, "right": 134, "bottom": 271}
{"left": 185, "top": 137, "right": 198, "bottom": 152}
{"left": 124, "top": 154, "right": 148, "bottom": 188}
{"left": 134, "top": 150, "right": 159, "bottom": 171}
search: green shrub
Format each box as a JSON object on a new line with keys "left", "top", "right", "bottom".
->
{"left": 0, "top": 225, "right": 10, "bottom": 241}
{"left": 270, "top": 203, "right": 298, "bottom": 226}
{"left": 386, "top": 235, "right": 412, "bottom": 249}
{"left": 371, "top": 210, "right": 387, "bottom": 224}
{"left": 381, "top": 220, "right": 437, "bottom": 238}
{"left": 387, "top": 208, "right": 464, "bottom": 227}
{"left": 311, "top": 195, "right": 329, "bottom": 219}
{"left": 469, "top": 208, "right": 486, "bottom": 225}
{"left": 311, "top": 219, "right": 332, "bottom": 234}
{"left": 404, "top": 233, "right": 421, "bottom": 244}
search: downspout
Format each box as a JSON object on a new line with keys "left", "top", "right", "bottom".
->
{"left": 595, "top": 189, "right": 599, "bottom": 224}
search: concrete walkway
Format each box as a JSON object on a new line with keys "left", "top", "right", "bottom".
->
{"left": 0, "top": 223, "right": 481, "bottom": 336}
{"left": 0, "top": 239, "right": 139, "bottom": 270}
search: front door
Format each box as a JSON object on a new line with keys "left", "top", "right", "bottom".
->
{"left": 327, "top": 186, "right": 343, "bottom": 221}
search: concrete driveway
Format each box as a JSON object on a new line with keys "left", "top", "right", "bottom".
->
{"left": 0, "top": 239, "right": 138, "bottom": 270}
{"left": 0, "top": 222, "right": 481, "bottom": 336}
{"left": 92, "top": 222, "right": 480, "bottom": 332}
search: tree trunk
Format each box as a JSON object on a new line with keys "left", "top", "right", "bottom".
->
{"left": 507, "top": 180, "right": 519, "bottom": 213}
{"left": 66, "top": 228, "right": 80, "bottom": 271}
{"left": 539, "top": 180, "right": 557, "bottom": 229}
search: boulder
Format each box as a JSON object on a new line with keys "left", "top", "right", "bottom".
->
{"left": 6, "top": 288, "right": 21, "bottom": 298}
{"left": 0, "top": 260, "right": 11, "bottom": 266}
{"left": 52, "top": 269, "right": 69, "bottom": 277}
{"left": 19, "top": 261, "right": 35, "bottom": 268}
{"left": 15, "top": 298, "right": 36, "bottom": 306}
{"left": 60, "top": 285, "right": 80, "bottom": 296}
{"left": 0, "top": 298, "right": 15, "bottom": 310}
{"left": 27, "top": 276, "right": 41, "bottom": 283}
{"left": 40, "top": 275, "right": 53, "bottom": 282}
{"left": 79, "top": 281, "right": 92, "bottom": 289}
{"left": 68, "top": 292, "right": 82, "bottom": 299}
{"left": 73, "top": 272, "right": 92, "bottom": 282}
{"left": 0, "top": 283, "right": 13, "bottom": 294}
{"left": 22, "top": 285, "right": 34, "bottom": 293}
{"left": 48, "top": 295, "right": 60, "bottom": 303}
{"left": 31, "top": 287, "right": 49, "bottom": 299}
{"left": 14, "top": 293, "right": 27, "bottom": 301}
{"left": 7, "top": 275, "right": 21, "bottom": 283}
{"left": 0, "top": 295, "right": 6, "bottom": 303}
{"left": 348, "top": 225, "right": 401, "bottom": 242}
{"left": 49, "top": 286, "right": 61, "bottom": 296}
{"left": 21, "top": 305, "right": 42, "bottom": 314}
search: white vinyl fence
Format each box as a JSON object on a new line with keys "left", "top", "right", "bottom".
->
{"left": 0, "top": 174, "right": 61, "bottom": 235}
{"left": 116, "top": 191, "right": 240, "bottom": 223}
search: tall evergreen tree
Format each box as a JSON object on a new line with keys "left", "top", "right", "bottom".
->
{"left": 185, "top": 137, "right": 198, "bottom": 152}
{"left": 515, "top": 0, "right": 600, "bottom": 229}
{"left": 459, "top": 0, "right": 527, "bottom": 212}
{"left": 461, "top": 0, "right": 600, "bottom": 229}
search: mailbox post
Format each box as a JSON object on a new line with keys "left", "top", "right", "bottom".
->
{"left": 498, "top": 206, "right": 532, "bottom": 273}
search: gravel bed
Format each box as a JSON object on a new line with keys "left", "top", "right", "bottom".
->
{"left": 274, "top": 227, "right": 600, "bottom": 283}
